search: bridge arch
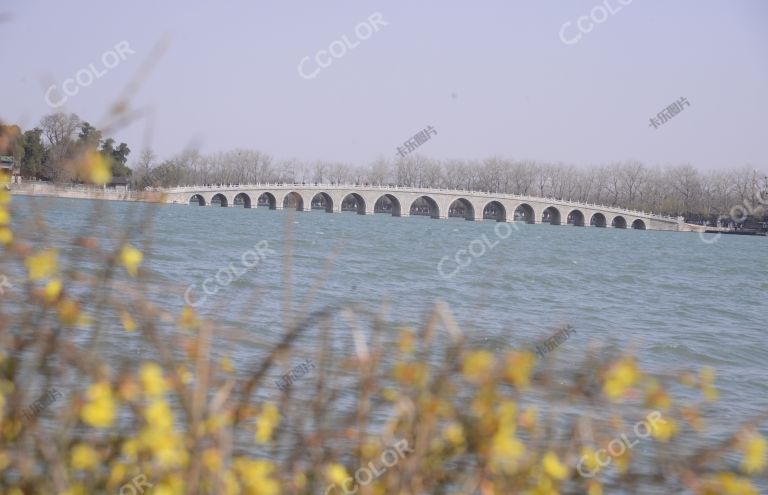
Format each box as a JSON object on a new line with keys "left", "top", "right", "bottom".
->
{"left": 374, "top": 194, "right": 402, "bottom": 216}
{"left": 282, "top": 191, "right": 305, "bottom": 211}
{"left": 590, "top": 212, "right": 607, "bottom": 227}
{"left": 409, "top": 195, "right": 440, "bottom": 219}
{"left": 311, "top": 192, "right": 333, "bottom": 213}
{"left": 211, "top": 193, "right": 229, "bottom": 207}
{"left": 611, "top": 215, "right": 627, "bottom": 229}
{"left": 513, "top": 203, "right": 536, "bottom": 223}
{"left": 189, "top": 194, "right": 206, "bottom": 206}
{"left": 631, "top": 219, "right": 646, "bottom": 230}
{"left": 541, "top": 206, "right": 561, "bottom": 225}
{"left": 448, "top": 197, "right": 475, "bottom": 220}
{"left": 257, "top": 192, "right": 277, "bottom": 209}
{"left": 567, "top": 209, "right": 585, "bottom": 226}
{"left": 340, "top": 193, "right": 366, "bottom": 214}
{"left": 483, "top": 201, "right": 506, "bottom": 222}
{"left": 233, "top": 193, "right": 252, "bottom": 208}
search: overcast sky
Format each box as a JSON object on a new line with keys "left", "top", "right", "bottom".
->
{"left": 1, "top": 0, "right": 766, "bottom": 170}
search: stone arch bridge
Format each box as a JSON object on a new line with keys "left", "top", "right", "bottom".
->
{"left": 162, "top": 184, "right": 683, "bottom": 231}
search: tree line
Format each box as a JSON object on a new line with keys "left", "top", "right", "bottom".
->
{"left": 135, "top": 148, "right": 767, "bottom": 220}
{"left": 0, "top": 113, "right": 131, "bottom": 182}
{"left": 2, "top": 113, "right": 765, "bottom": 220}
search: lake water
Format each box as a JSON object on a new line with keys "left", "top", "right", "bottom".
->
{"left": 9, "top": 195, "right": 768, "bottom": 430}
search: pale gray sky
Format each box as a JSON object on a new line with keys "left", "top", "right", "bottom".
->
{"left": 1, "top": 0, "right": 766, "bottom": 169}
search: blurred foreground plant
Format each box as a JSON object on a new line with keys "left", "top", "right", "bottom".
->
{"left": 0, "top": 170, "right": 766, "bottom": 495}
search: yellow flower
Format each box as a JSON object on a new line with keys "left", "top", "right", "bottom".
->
{"left": 220, "top": 356, "right": 234, "bottom": 373}
{"left": 25, "top": 249, "right": 58, "bottom": 280}
{"left": 203, "top": 448, "right": 223, "bottom": 471}
{"left": 255, "top": 402, "right": 281, "bottom": 444}
{"left": 179, "top": 306, "right": 200, "bottom": 330}
{"left": 462, "top": 350, "right": 496, "bottom": 382}
{"left": 603, "top": 357, "right": 640, "bottom": 399}
{"left": 399, "top": 328, "right": 416, "bottom": 354}
{"left": 81, "top": 381, "right": 116, "bottom": 428}
{"left": 542, "top": 451, "right": 569, "bottom": 480}
{"left": 706, "top": 473, "right": 759, "bottom": 495}
{"left": 0, "top": 189, "right": 11, "bottom": 205}
{"left": 145, "top": 399, "right": 174, "bottom": 430}
{"left": 0, "top": 208, "right": 9, "bottom": 225}
{"left": 121, "top": 310, "right": 137, "bottom": 332}
{"left": 139, "top": 362, "right": 167, "bottom": 397}
{"left": 443, "top": 423, "right": 465, "bottom": 447}
{"left": 44, "top": 279, "right": 62, "bottom": 302}
{"left": 504, "top": 351, "right": 536, "bottom": 390}
{"left": 0, "top": 226, "right": 12, "bottom": 245}
{"left": 325, "top": 463, "right": 348, "bottom": 485}
{"left": 82, "top": 149, "right": 112, "bottom": 185}
{"left": 70, "top": 444, "right": 99, "bottom": 471}
{"left": 234, "top": 458, "right": 280, "bottom": 495}
{"left": 741, "top": 431, "right": 766, "bottom": 474}
{"left": 701, "top": 367, "right": 718, "bottom": 401}
{"left": 519, "top": 406, "right": 538, "bottom": 430}
{"left": 649, "top": 417, "right": 677, "bottom": 442}
{"left": 644, "top": 378, "right": 672, "bottom": 410}
{"left": 61, "top": 483, "right": 87, "bottom": 495}
{"left": 57, "top": 298, "right": 80, "bottom": 325}
{"left": 120, "top": 245, "right": 143, "bottom": 277}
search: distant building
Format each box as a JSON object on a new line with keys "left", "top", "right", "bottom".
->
{"left": 0, "top": 155, "right": 12, "bottom": 172}
{"left": 108, "top": 176, "right": 130, "bottom": 192}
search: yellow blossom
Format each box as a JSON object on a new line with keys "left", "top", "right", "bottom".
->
{"left": 139, "top": 362, "right": 167, "bottom": 397}
{"left": 741, "top": 431, "right": 766, "bottom": 474}
{"left": 325, "top": 463, "right": 348, "bottom": 485}
{"left": 255, "top": 402, "right": 280, "bottom": 444}
{"left": 25, "top": 249, "right": 58, "bottom": 280}
{"left": 399, "top": 328, "right": 416, "bottom": 354}
{"left": 179, "top": 306, "right": 199, "bottom": 330}
{"left": 0, "top": 226, "right": 12, "bottom": 245}
{"left": 220, "top": 356, "right": 234, "bottom": 373}
{"left": 81, "top": 381, "right": 116, "bottom": 428}
{"left": 44, "top": 278, "right": 62, "bottom": 302}
{"left": 0, "top": 209, "right": 9, "bottom": 225}
{"left": 81, "top": 149, "right": 112, "bottom": 185}
{"left": 519, "top": 406, "right": 538, "bottom": 430}
{"left": 146, "top": 399, "right": 174, "bottom": 430}
{"left": 490, "top": 428, "right": 525, "bottom": 473}
{"left": 57, "top": 298, "right": 80, "bottom": 325}
{"left": 121, "top": 311, "right": 137, "bottom": 332}
{"left": 235, "top": 458, "right": 280, "bottom": 495}
{"left": 0, "top": 189, "right": 10, "bottom": 205}
{"left": 701, "top": 367, "right": 718, "bottom": 401}
{"left": 120, "top": 244, "right": 143, "bottom": 277}
{"left": 504, "top": 350, "right": 536, "bottom": 390}
{"left": 70, "top": 444, "right": 99, "bottom": 471}
{"left": 462, "top": 350, "right": 496, "bottom": 382}
{"left": 649, "top": 417, "right": 677, "bottom": 442}
{"left": 603, "top": 357, "right": 640, "bottom": 399}
{"left": 443, "top": 423, "right": 465, "bottom": 447}
{"left": 542, "top": 451, "right": 569, "bottom": 480}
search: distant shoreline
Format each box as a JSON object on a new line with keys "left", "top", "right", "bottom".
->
{"left": 10, "top": 183, "right": 159, "bottom": 203}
